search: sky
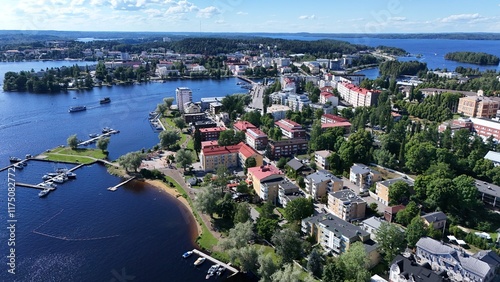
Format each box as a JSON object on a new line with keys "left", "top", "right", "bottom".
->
{"left": 1, "top": 0, "right": 500, "bottom": 33}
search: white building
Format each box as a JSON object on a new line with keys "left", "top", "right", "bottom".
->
{"left": 176, "top": 87, "right": 192, "bottom": 113}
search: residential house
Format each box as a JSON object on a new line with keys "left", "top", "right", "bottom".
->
{"left": 267, "top": 139, "right": 308, "bottom": 160}
{"left": 302, "top": 213, "right": 380, "bottom": 267}
{"left": 247, "top": 164, "right": 284, "bottom": 204}
{"left": 458, "top": 96, "right": 500, "bottom": 118}
{"left": 421, "top": 212, "right": 447, "bottom": 233}
{"left": 285, "top": 158, "right": 305, "bottom": 175}
{"left": 305, "top": 170, "right": 343, "bottom": 200}
{"left": 349, "top": 164, "right": 382, "bottom": 192}
{"left": 361, "top": 216, "right": 385, "bottom": 241}
{"left": 416, "top": 237, "right": 498, "bottom": 282}
{"left": 327, "top": 189, "right": 367, "bottom": 222}
{"left": 475, "top": 179, "right": 500, "bottom": 208}
{"left": 315, "top": 150, "right": 332, "bottom": 170}
{"left": 484, "top": 151, "right": 500, "bottom": 166}
{"left": 275, "top": 119, "right": 306, "bottom": 139}
{"left": 384, "top": 205, "right": 405, "bottom": 223}
{"left": 374, "top": 178, "right": 414, "bottom": 206}
{"left": 390, "top": 254, "right": 447, "bottom": 282}
{"left": 278, "top": 181, "right": 303, "bottom": 208}
{"left": 245, "top": 128, "right": 268, "bottom": 150}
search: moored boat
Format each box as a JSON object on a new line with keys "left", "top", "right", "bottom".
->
{"left": 9, "top": 157, "right": 22, "bottom": 163}
{"left": 38, "top": 189, "right": 50, "bottom": 197}
{"left": 216, "top": 265, "right": 226, "bottom": 276}
{"left": 13, "top": 163, "right": 23, "bottom": 169}
{"left": 193, "top": 257, "right": 206, "bottom": 266}
{"left": 182, "top": 251, "right": 193, "bottom": 259}
{"left": 100, "top": 97, "right": 111, "bottom": 104}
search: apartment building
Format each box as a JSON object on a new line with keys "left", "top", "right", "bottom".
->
{"left": 247, "top": 164, "right": 284, "bottom": 203}
{"left": 470, "top": 118, "right": 500, "bottom": 141}
{"left": 245, "top": 128, "right": 268, "bottom": 150}
{"left": 374, "top": 178, "right": 414, "bottom": 206}
{"left": 275, "top": 119, "right": 306, "bottom": 139}
{"left": 349, "top": 163, "right": 382, "bottom": 192}
{"left": 199, "top": 126, "right": 226, "bottom": 141}
{"left": 200, "top": 142, "right": 263, "bottom": 171}
{"left": 267, "top": 139, "right": 308, "bottom": 160}
{"left": 233, "top": 120, "right": 257, "bottom": 132}
{"left": 327, "top": 190, "right": 366, "bottom": 222}
{"left": 277, "top": 181, "right": 303, "bottom": 208}
{"left": 337, "top": 82, "right": 380, "bottom": 108}
{"left": 458, "top": 96, "right": 500, "bottom": 118}
{"left": 176, "top": 87, "right": 192, "bottom": 113}
{"left": 314, "top": 150, "right": 332, "bottom": 170}
{"left": 305, "top": 170, "right": 343, "bottom": 200}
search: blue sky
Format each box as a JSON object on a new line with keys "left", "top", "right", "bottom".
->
{"left": 1, "top": 0, "right": 500, "bottom": 33}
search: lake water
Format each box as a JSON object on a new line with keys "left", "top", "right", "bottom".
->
{"left": 0, "top": 60, "right": 245, "bottom": 281}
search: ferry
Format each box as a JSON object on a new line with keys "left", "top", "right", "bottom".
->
{"left": 100, "top": 97, "right": 111, "bottom": 104}
{"left": 38, "top": 189, "right": 51, "bottom": 197}
{"left": 193, "top": 257, "right": 206, "bottom": 266}
{"left": 182, "top": 251, "right": 193, "bottom": 259}
{"left": 69, "top": 106, "right": 86, "bottom": 113}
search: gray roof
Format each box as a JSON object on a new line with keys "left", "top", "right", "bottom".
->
{"left": 475, "top": 179, "right": 500, "bottom": 198}
{"left": 351, "top": 163, "right": 371, "bottom": 175}
{"left": 473, "top": 250, "right": 500, "bottom": 267}
{"left": 362, "top": 216, "right": 384, "bottom": 230}
{"left": 421, "top": 212, "right": 447, "bottom": 223}
{"left": 378, "top": 177, "right": 414, "bottom": 188}
{"left": 484, "top": 151, "right": 500, "bottom": 163}
{"left": 279, "top": 181, "right": 300, "bottom": 194}
{"left": 302, "top": 213, "right": 369, "bottom": 240}
{"left": 286, "top": 158, "right": 304, "bottom": 171}
{"left": 330, "top": 190, "right": 366, "bottom": 204}
{"left": 318, "top": 170, "right": 342, "bottom": 181}
{"left": 416, "top": 237, "right": 492, "bottom": 279}
{"left": 306, "top": 170, "right": 339, "bottom": 183}
{"left": 315, "top": 150, "right": 332, "bottom": 158}
{"left": 391, "top": 255, "right": 445, "bottom": 282}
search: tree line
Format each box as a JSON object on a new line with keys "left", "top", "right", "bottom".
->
{"left": 445, "top": 51, "right": 500, "bottom": 65}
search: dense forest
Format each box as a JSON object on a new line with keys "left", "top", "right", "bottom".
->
{"left": 444, "top": 51, "right": 500, "bottom": 65}
{"left": 376, "top": 45, "right": 408, "bottom": 56}
{"left": 379, "top": 60, "right": 428, "bottom": 77}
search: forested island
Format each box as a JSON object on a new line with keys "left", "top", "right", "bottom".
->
{"left": 444, "top": 51, "right": 500, "bottom": 65}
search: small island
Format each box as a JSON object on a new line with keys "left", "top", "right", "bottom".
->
{"left": 444, "top": 51, "right": 500, "bottom": 65}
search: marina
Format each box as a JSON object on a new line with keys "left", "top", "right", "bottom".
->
{"left": 78, "top": 128, "right": 119, "bottom": 146}
{"left": 190, "top": 249, "right": 239, "bottom": 276}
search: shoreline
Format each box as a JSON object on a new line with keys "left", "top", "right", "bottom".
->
{"left": 144, "top": 179, "right": 202, "bottom": 237}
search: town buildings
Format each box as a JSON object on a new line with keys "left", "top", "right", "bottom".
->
{"left": 175, "top": 87, "right": 192, "bottom": 113}
{"left": 390, "top": 255, "right": 446, "bottom": 282}
{"left": 247, "top": 164, "right": 284, "bottom": 204}
{"left": 314, "top": 150, "right": 332, "bottom": 170}
{"left": 337, "top": 82, "right": 380, "bottom": 108}
{"left": 421, "top": 211, "right": 447, "bottom": 232}
{"left": 245, "top": 128, "right": 268, "bottom": 150}
{"left": 266, "top": 104, "right": 291, "bottom": 121}
{"left": 200, "top": 142, "right": 262, "bottom": 171}
{"left": 349, "top": 164, "right": 382, "bottom": 192}
{"left": 275, "top": 119, "right": 306, "bottom": 139}
{"left": 277, "top": 181, "right": 303, "bottom": 208}
{"left": 199, "top": 126, "right": 226, "bottom": 141}
{"left": 373, "top": 178, "right": 414, "bottom": 206}
{"left": 305, "top": 170, "right": 343, "bottom": 200}
{"left": 458, "top": 96, "right": 500, "bottom": 118}
{"left": 233, "top": 120, "right": 257, "bottom": 132}
{"left": 267, "top": 139, "right": 308, "bottom": 160}
{"left": 327, "top": 189, "right": 367, "bottom": 222}
{"left": 320, "top": 114, "right": 352, "bottom": 133}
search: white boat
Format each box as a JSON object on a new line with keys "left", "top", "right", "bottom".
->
{"left": 52, "top": 175, "right": 67, "bottom": 183}
{"left": 13, "top": 163, "right": 23, "bottom": 170}
{"left": 182, "top": 251, "right": 193, "bottom": 259}
{"left": 66, "top": 172, "right": 77, "bottom": 179}
{"left": 193, "top": 257, "right": 206, "bottom": 266}
{"left": 216, "top": 265, "right": 226, "bottom": 276}
{"left": 206, "top": 264, "right": 219, "bottom": 279}
{"left": 38, "top": 189, "right": 50, "bottom": 197}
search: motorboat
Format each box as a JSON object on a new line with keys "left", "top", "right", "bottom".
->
{"left": 68, "top": 106, "right": 86, "bottom": 113}
{"left": 193, "top": 257, "right": 206, "bottom": 266}
{"left": 13, "top": 163, "right": 23, "bottom": 170}
{"left": 65, "top": 172, "right": 77, "bottom": 179}
{"left": 9, "top": 157, "right": 22, "bottom": 163}
{"left": 38, "top": 189, "right": 50, "bottom": 197}
{"left": 206, "top": 264, "right": 219, "bottom": 279}
{"left": 216, "top": 265, "right": 226, "bottom": 276}
{"left": 89, "top": 133, "right": 100, "bottom": 138}
{"left": 52, "top": 175, "right": 67, "bottom": 184}
{"left": 182, "top": 251, "right": 193, "bottom": 259}
{"left": 100, "top": 97, "right": 111, "bottom": 104}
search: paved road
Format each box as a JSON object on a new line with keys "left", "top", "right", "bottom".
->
{"left": 249, "top": 84, "right": 267, "bottom": 111}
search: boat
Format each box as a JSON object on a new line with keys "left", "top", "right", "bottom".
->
{"left": 102, "top": 127, "right": 113, "bottom": 134}
{"left": 13, "top": 163, "right": 23, "bottom": 169}
{"left": 25, "top": 154, "right": 32, "bottom": 159}
{"left": 68, "top": 106, "right": 86, "bottom": 113}
{"left": 52, "top": 175, "right": 67, "bottom": 183}
{"left": 206, "top": 264, "right": 219, "bottom": 279}
{"left": 65, "top": 172, "right": 77, "bottom": 179}
{"left": 38, "top": 189, "right": 50, "bottom": 197}
{"left": 42, "top": 174, "right": 52, "bottom": 180}
{"left": 193, "top": 257, "right": 206, "bottom": 266}
{"left": 89, "top": 133, "right": 100, "bottom": 138}
{"left": 38, "top": 182, "right": 57, "bottom": 189}
{"left": 182, "top": 251, "right": 193, "bottom": 259}
{"left": 9, "top": 157, "right": 22, "bottom": 163}
{"left": 216, "top": 265, "right": 226, "bottom": 276}
{"left": 100, "top": 97, "right": 111, "bottom": 104}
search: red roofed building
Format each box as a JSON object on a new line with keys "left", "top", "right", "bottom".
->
{"left": 337, "top": 82, "right": 380, "bottom": 108}
{"left": 320, "top": 91, "right": 334, "bottom": 104}
{"left": 321, "top": 114, "right": 348, "bottom": 124}
{"left": 200, "top": 142, "right": 263, "bottom": 171}
{"left": 201, "top": 140, "right": 218, "bottom": 149}
{"left": 200, "top": 126, "right": 226, "bottom": 141}
{"left": 275, "top": 119, "right": 306, "bottom": 139}
{"left": 247, "top": 164, "right": 284, "bottom": 203}
{"left": 321, "top": 122, "right": 352, "bottom": 133}
{"left": 320, "top": 86, "right": 334, "bottom": 93}
{"left": 245, "top": 128, "right": 268, "bottom": 150}
{"left": 233, "top": 121, "right": 257, "bottom": 132}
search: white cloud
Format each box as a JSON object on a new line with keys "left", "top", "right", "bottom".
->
{"left": 441, "top": 13, "right": 482, "bottom": 23}
{"left": 298, "top": 15, "right": 315, "bottom": 20}
{"left": 165, "top": 0, "right": 198, "bottom": 15}
{"left": 197, "top": 6, "right": 220, "bottom": 18}
{"left": 144, "top": 8, "right": 162, "bottom": 17}
{"left": 390, "top": 17, "right": 406, "bottom": 22}
{"left": 236, "top": 11, "right": 248, "bottom": 15}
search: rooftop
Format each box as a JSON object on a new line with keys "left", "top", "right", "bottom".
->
{"left": 278, "top": 181, "right": 300, "bottom": 193}
{"left": 307, "top": 170, "right": 340, "bottom": 183}
{"left": 322, "top": 114, "right": 348, "bottom": 123}
{"left": 330, "top": 189, "right": 366, "bottom": 204}
{"left": 484, "top": 151, "right": 500, "bottom": 163}
{"left": 233, "top": 120, "right": 257, "bottom": 131}
{"left": 377, "top": 177, "right": 414, "bottom": 188}
{"left": 238, "top": 142, "right": 259, "bottom": 159}
{"left": 470, "top": 117, "right": 500, "bottom": 130}
{"left": 361, "top": 216, "right": 384, "bottom": 230}
{"left": 246, "top": 128, "right": 268, "bottom": 139}
{"left": 303, "top": 213, "right": 369, "bottom": 240}
{"left": 248, "top": 164, "right": 282, "bottom": 181}
{"left": 200, "top": 126, "right": 226, "bottom": 133}
{"left": 351, "top": 163, "right": 380, "bottom": 175}
{"left": 475, "top": 179, "right": 500, "bottom": 198}
{"left": 286, "top": 158, "right": 304, "bottom": 171}
{"left": 315, "top": 150, "right": 332, "bottom": 158}
{"left": 270, "top": 138, "right": 308, "bottom": 146}
{"left": 421, "top": 211, "right": 447, "bottom": 223}
{"left": 340, "top": 82, "right": 378, "bottom": 96}
{"left": 321, "top": 122, "right": 352, "bottom": 129}
{"left": 275, "top": 119, "right": 304, "bottom": 132}
{"left": 391, "top": 255, "right": 445, "bottom": 282}
{"left": 201, "top": 140, "right": 218, "bottom": 149}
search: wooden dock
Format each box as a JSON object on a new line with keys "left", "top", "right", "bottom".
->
{"left": 191, "top": 249, "right": 239, "bottom": 274}
{"left": 78, "top": 130, "right": 118, "bottom": 146}
{"left": 16, "top": 182, "right": 56, "bottom": 191}
{"left": 108, "top": 177, "right": 136, "bottom": 191}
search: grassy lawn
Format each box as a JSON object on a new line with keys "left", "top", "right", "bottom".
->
{"left": 44, "top": 147, "right": 107, "bottom": 164}
{"left": 161, "top": 116, "right": 176, "bottom": 129}
{"left": 164, "top": 175, "right": 218, "bottom": 250}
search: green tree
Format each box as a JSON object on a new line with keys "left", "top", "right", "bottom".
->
{"left": 338, "top": 242, "right": 371, "bottom": 282}
{"left": 258, "top": 253, "right": 278, "bottom": 282}
{"left": 216, "top": 193, "right": 236, "bottom": 220}
{"left": 164, "top": 97, "right": 174, "bottom": 109}
{"left": 193, "top": 128, "right": 201, "bottom": 152}
{"left": 376, "top": 222, "right": 406, "bottom": 263}
{"left": 395, "top": 201, "right": 420, "bottom": 226}
{"left": 219, "top": 221, "right": 254, "bottom": 250}
{"left": 260, "top": 201, "right": 277, "bottom": 219}
{"left": 276, "top": 157, "right": 288, "bottom": 169}
{"left": 307, "top": 248, "right": 322, "bottom": 277}
{"left": 297, "top": 176, "right": 305, "bottom": 189}
{"left": 256, "top": 217, "right": 279, "bottom": 241}
{"left": 175, "top": 149, "right": 193, "bottom": 170}
{"left": 159, "top": 130, "right": 180, "bottom": 149}
{"left": 173, "top": 117, "right": 186, "bottom": 129}
{"left": 118, "top": 151, "right": 144, "bottom": 172}
{"left": 67, "top": 134, "right": 78, "bottom": 149}
{"left": 322, "top": 260, "right": 345, "bottom": 282}
{"left": 195, "top": 185, "right": 222, "bottom": 218}
{"left": 405, "top": 142, "right": 437, "bottom": 174}
{"left": 271, "top": 263, "right": 302, "bottom": 282}
{"left": 406, "top": 216, "right": 427, "bottom": 247}
{"left": 96, "top": 137, "right": 110, "bottom": 153}
{"left": 389, "top": 181, "right": 412, "bottom": 205}
{"left": 284, "top": 198, "right": 314, "bottom": 222}
{"left": 245, "top": 157, "right": 257, "bottom": 172}
{"left": 234, "top": 202, "right": 252, "bottom": 224}
{"left": 271, "top": 229, "right": 304, "bottom": 264}
{"left": 218, "top": 129, "right": 239, "bottom": 146}
{"left": 229, "top": 246, "right": 260, "bottom": 273}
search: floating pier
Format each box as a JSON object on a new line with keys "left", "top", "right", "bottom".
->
{"left": 78, "top": 130, "right": 119, "bottom": 146}
{"left": 15, "top": 182, "right": 56, "bottom": 191}
{"left": 191, "top": 249, "right": 239, "bottom": 275}
{"left": 107, "top": 177, "right": 136, "bottom": 191}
